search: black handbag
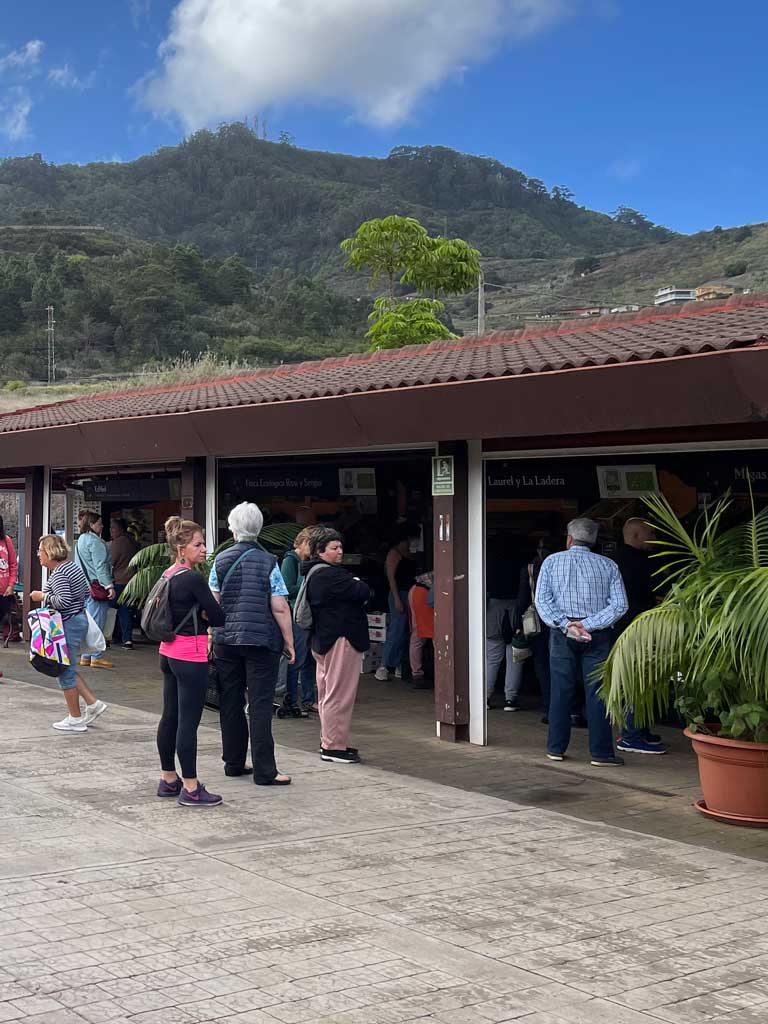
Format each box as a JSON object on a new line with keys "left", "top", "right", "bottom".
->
{"left": 30, "top": 652, "right": 66, "bottom": 677}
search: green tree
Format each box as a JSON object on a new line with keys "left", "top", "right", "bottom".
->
{"left": 341, "top": 215, "right": 480, "bottom": 351}
{"left": 366, "top": 298, "right": 457, "bottom": 350}
{"left": 341, "top": 216, "right": 432, "bottom": 300}
{"left": 724, "top": 260, "right": 748, "bottom": 277}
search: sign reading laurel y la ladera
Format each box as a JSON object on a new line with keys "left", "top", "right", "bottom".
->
{"left": 432, "top": 456, "right": 455, "bottom": 496}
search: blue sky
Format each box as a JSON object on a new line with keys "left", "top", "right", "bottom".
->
{"left": 1, "top": 0, "right": 766, "bottom": 235}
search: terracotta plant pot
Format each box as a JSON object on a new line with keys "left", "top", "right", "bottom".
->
{"left": 685, "top": 727, "right": 768, "bottom": 827}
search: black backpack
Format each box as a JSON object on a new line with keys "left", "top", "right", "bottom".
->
{"left": 141, "top": 567, "right": 197, "bottom": 642}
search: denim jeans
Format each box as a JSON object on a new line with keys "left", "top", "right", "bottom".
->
{"left": 382, "top": 590, "right": 409, "bottom": 671}
{"left": 285, "top": 621, "right": 316, "bottom": 705}
{"left": 111, "top": 583, "right": 135, "bottom": 644}
{"left": 547, "top": 628, "right": 615, "bottom": 759}
{"left": 59, "top": 611, "right": 89, "bottom": 690}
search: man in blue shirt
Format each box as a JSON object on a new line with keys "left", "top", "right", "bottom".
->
{"left": 535, "top": 518, "right": 628, "bottom": 766}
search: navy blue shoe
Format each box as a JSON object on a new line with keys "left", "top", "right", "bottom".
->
{"left": 617, "top": 737, "right": 667, "bottom": 755}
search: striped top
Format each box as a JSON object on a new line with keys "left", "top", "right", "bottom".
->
{"left": 44, "top": 560, "right": 90, "bottom": 619}
{"left": 535, "top": 544, "right": 628, "bottom": 634}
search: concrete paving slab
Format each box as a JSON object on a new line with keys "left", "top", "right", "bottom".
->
{"left": 1, "top": 674, "right": 768, "bottom": 1023}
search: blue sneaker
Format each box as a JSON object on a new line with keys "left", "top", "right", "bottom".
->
{"left": 643, "top": 731, "right": 663, "bottom": 744}
{"left": 617, "top": 737, "right": 667, "bottom": 755}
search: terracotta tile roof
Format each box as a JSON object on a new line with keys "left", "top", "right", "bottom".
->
{"left": 2, "top": 293, "right": 768, "bottom": 435}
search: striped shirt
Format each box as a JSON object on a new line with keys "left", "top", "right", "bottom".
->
{"left": 44, "top": 560, "right": 90, "bottom": 619}
{"left": 535, "top": 544, "right": 628, "bottom": 634}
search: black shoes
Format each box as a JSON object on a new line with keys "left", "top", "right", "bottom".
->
{"left": 320, "top": 748, "right": 361, "bottom": 764}
{"left": 224, "top": 765, "right": 253, "bottom": 777}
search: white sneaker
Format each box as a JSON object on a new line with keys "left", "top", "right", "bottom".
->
{"left": 374, "top": 666, "right": 389, "bottom": 681}
{"left": 84, "top": 700, "right": 108, "bottom": 725}
{"left": 52, "top": 715, "right": 87, "bottom": 733}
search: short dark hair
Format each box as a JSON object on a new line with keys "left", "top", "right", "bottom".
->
{"left": 0, "top": 515, "right": 5, "bottom": 541}
{"left": 309, "top": 527, "right": 342, "bottom": 558}
{"left": 394, "top": 522, "right": 418, "bottom": 545}
{"left": 111, "top": 517, "right": 128, "bottom": 532}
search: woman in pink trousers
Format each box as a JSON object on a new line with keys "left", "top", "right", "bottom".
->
{"left": 305, "top": 527, "right": 371, "bottom": 764}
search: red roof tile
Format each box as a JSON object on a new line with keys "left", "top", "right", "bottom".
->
{"left": 2, "top": 293, "right": 767, "bottom": 434}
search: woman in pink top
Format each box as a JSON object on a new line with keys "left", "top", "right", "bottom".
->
{"left": 156, "top": 516, "right": 225, "bottom": 807}
{"left": 0, "top": 516, "right": 18, "bottom": 642}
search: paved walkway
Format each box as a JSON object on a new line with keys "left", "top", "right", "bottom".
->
{"left": 2, "top": 675, "right": 768, "bottom": 1024}
{"left": 3, "top": 643, "right": 767, "bottom": 863}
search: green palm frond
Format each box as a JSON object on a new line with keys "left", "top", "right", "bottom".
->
{"left": 600, "top": 604, "right": 693, "bottom": 728}
{"left": 600, "top": 491, "right": 768, "bottom": 741}
{"left": 118, "top": 522, "right": 302, "bottom": 609}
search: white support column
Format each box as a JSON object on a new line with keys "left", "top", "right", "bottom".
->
{"left": 467, "top": 440, "right": 487, "bottom": 745}
{"left": 205, "top": 456, "right": 217, "bottom": 549}
{"left": 41, "top": 466, "right": 51, "bottom": 585}
{"left": 41, "top": 466, "right": 51, "bottom": 536}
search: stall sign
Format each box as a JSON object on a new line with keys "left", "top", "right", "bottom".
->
{"left": 485, "top": 461, "right": 586, "bottom": 498}
{"left": 596, "top": 465, "right": 659, "bottom": 500}
{"left": 83, "top": 478, "right": 179, "bottom": 502}
{"left": 339, "top": 468, "right": 376, "bottom": 495}
{"left": 223, "top": 466, "right": 338, "bottom": 498}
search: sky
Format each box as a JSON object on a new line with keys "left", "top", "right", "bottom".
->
{"left": 0, "top": 0, "right": 766, "bottom": 235}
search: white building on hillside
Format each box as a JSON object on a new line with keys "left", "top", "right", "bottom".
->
{"left": 655, "top": 286, "right": 696, "bottom": 306}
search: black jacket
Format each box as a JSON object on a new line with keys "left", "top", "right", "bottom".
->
{"left": 305, "top": 558, "right": 371, "bottom": 655}
{"left": 614, "top": 544, "right": 655, "bottom": 633}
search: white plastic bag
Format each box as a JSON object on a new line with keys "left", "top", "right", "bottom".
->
{"left": 81, "top": 611, "right": 106, "bottom": 656}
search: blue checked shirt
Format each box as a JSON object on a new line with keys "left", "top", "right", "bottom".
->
{"left": 534, "top": 544, "right": 628, "bottom": 634}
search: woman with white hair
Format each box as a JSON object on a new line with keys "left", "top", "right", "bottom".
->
{"left": 209, "top": 502, "right": 295, "bottom": 786}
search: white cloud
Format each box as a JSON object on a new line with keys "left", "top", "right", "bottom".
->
{"left": 141, "top": 0, "right": 578, "bottom": 129}
{"left": 0, "top": 40, "right": 44, "bottom": 75}
{"left": 607, "top": 157, "right": 643, "bottom": 181}
{"left": 0, "top": 86, "right": 33, "bottom": 139}
{"left": 130, "top": 1, "right": 153, "bottom": 27}
{"left": 48, "top": 64, "right": 95, "bottom": 90}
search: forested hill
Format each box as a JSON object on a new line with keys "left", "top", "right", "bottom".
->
{"left": 3, "top": 125, "right": 765, "bottom": 387}
{"left": 0, "top": 124, "right": 671, "bottom": 274}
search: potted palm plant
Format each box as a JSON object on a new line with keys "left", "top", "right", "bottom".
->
{"left": 600, "top": 492, "right": 768, "bottom": 827}
{"left": 119, "top": 521, "right": 302, "bottom": 608}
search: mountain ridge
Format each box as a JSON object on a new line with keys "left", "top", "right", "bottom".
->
{"left": 0, "top": 125, "right": 765, "bottom": 378}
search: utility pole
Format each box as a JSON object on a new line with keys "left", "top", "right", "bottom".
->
{"left": 46, "top": 304, "right": 56, "bottom": 384}
{"left": 477, "top": 269, "right": 486, "bottom": 336}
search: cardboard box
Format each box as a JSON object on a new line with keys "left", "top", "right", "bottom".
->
{"left": 367, "top": 613, "right": 387, "bottom": 628}
{"left": 362, "top": 641, "right": 383, "bottom": 675}
{"left": 368, "top": 626, "right": 387, "bottom": 643}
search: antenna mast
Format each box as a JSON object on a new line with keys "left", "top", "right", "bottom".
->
{"left": 46, "top": 304, "right": 56, "bottom": 384}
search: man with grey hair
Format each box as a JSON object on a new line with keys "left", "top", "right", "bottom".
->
{"left": 535, "top": 518, "right": 628, "bottom": 766}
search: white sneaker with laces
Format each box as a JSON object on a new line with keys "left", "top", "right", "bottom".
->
{"left": 374, "top": 666, "right": 389, "bottom": 681}
{"left": 52, "top": 715, "right": 87, "bottom": 733}
{"left": 84, "top": 700, "right": 108, "bottom": 725}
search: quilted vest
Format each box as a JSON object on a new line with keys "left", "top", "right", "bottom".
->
{"left": 212, "top": 542, "right": 282, "bottom": 651}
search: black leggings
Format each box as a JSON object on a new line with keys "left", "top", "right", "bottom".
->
{"left": 157, "top": 655, "right": 209, "bottom": 779}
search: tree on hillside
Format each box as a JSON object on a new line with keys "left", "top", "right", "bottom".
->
{"left": 341, "top": 215, "right": 480, "bottom": 351}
